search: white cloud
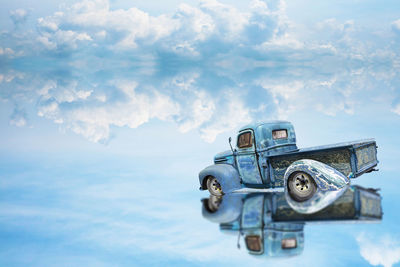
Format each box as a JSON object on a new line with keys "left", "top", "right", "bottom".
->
{"left": 261, "top": 80, "right": 304, "bottom": 118}
{"left": 41, "top": 30, "right": 92, "bottom": 50}
{"left": 392, "top": 102, "right": 400, "bottom": 115}
{"left": 392, "top": 19, "right": 400, "bottom": 35}
{"left": 1, "top": 0, "right": 400, "bottom": 143}
{"left": 32, "top": 74, "right": 254, "bottom": 143}
{"left": 177, "top": 90, "right": 215, "bottom": 133}
{"left": 257, "top": 75, "right": 356, "bottom": 118}
{"left": 0, "top": 71, "right": 24, "bottom": 83}
{"left": 36, "top": 0, "right": 179, "bottom": 50}
{"left": 198, "top": 0, "right": 248, "bottom": 41}
{"left": 9, "top": 107, "right": 28, "bottom": 127}
{"left": 0, "top": 47, "right": 16, "bottom": 57}
{"left": 356, "top": 233, "right": 400, "bottom": 267}
{"left": 37, "top": 80, "right": 180, "bottom": 143}
{"left": 176, "top": 3, "right": 214, "bottom": 42}
{"left": 199, "top": 91, "right": 250, "bottom": 143}
{"left": 10, "top": 9, "right": 28, "bottom": 25}
{"left": 37, "top": 17, "right": 58, "bottom": 32}
{"left": 37, "top": 80, "right": 57, "bottom": 97}
{"left": 34, "top": 0, "right": 290, "bottom": 53}
{"left": 37, "top": 36, "right": 56, "bottom": 50}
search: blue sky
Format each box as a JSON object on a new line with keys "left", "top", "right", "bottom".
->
{"left": 1, "top": 0, "right": 400, "bottom": 266}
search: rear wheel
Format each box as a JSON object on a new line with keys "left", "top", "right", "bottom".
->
{"left": 287, "top": 171, "right": 316, "bottom": 202}
{"left": 207, "top": 176, "right": 223, "bottom": 196}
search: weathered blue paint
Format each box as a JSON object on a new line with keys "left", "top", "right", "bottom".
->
{"left": 283, "top": 159, "right": 350, "bottom": 214}
{"left": 285, "top": 159, "right": 349, "bottom": 191}
{"left": 198, "top": 164, "right": 241, "bottom": 193}
{"left": 272, "top": 186, "right": 382, "bottom": 221}
{"left": 239, "top": 194, "right": 304, "bottom": 257}
{"left": 261, "top": 223, "right": 304, "bottom": 257}
{"left": 202, "top": 186, "right": 382, "bottom": 225}
{"left": 354, "top": 142, "right": 379, "bottom": 175}
{"left": 242, "top": 194, "right": 264, "bottom": 228}
{"left": 201, "top": 194, "right": 243, "bottom": 224}
{"left": 200, "top": 120, "right": 379, "bottom": 202}
{"left": 214, "top": 150, "right": 235, "bottom": 165}
{"left": 237, "top": 153, "right": 263, "bottom": 185}
{"left": 201, "top": 185, "right": 382, "bottom": 257}
{"left": 235, "top": 129, "right": 263, "bottom": 184}
{"left": 253, "top": 121, "right": 297, "bottom": 153}
{"left": 268, "top": 139, "right": 378, "bottom": 187}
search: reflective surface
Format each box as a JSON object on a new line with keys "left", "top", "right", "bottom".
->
{"left": 0, "top": 148, "right": 398, "bottom": 266}
{"left": 201, "top": 185, "right": 382, "bottom": 258}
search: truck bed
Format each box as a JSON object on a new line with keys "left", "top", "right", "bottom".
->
{"left": 268, "top": 139, "right": 378, "bottom": 187}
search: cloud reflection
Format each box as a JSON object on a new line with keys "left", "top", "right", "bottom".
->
{"left": 1, "top": 0, "right": 399, "bottom": 143}
{"left": 357, "top": 233, "right": 400, "bottom": 267}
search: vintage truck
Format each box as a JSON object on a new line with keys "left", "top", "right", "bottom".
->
{"left": 201, "top": 185, "right": 382, "bottom": 257}
{"left": 199, "top": 121, "right": 378, "bottom": 207}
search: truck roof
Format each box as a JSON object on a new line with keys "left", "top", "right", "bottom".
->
{"left": 238, "top": 121, "right": 291, "bottom": 132}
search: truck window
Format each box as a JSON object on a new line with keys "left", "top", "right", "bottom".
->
{"left": 237, "top": 132, "right": 253, "bottom": 148}
{"left": 245, "top": 235, "right": 262, "bottom": 252}
{"left": 281, "top": 238, "right": 297, "bottom": 249}
{"left": 272, "top": 129, "right": 288, "bottom": 140}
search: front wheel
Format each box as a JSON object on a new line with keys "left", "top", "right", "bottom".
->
{"left": 287, "top": 171, "right": 316, "bottom": 202}
{"left": 207, "top": 176, "right": 223, "bottom": 196}
{"left": 206, "top": 195, "right": 223, "bottom": 212}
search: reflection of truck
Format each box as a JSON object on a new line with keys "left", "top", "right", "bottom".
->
{"left": 201, "top": 186, "right": 382, "bottom": 257}
{"left": 199, "top": 121, "right": 378, "bottom": 203}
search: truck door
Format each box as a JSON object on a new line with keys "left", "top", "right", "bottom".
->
{"left": 236, "top": 130, "right": 263, "bottom": 185}
{"left": 242, "top": 195, "right": 264, "bottom": 254}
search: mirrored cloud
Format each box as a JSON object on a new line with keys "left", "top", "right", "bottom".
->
{"left": 1, "top": 0, "right": 399, "bottom": 143}
{"left": 356, "top": 233, "right": 400, "bottom": 267}
{"left": 392, "top": 19, "right": 400, "bottom": 35}
{"left": 10, "top": 9, "right": 29, "bottom": 26}
{"left": 9, "top": 106, "right": 28, "bottom": 127}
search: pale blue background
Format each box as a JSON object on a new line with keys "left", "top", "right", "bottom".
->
{"left": 0, "top": 0, "right": 400, "bottom": 266}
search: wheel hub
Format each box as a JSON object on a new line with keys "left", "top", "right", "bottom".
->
{"left": 207, "top": 177, "right": 223, "bottom": 195}
{"left": 211, "top": 180, "right": 222, "bottom": 192}
{"left": 291, "top": 173, "right": 312, "bottom": 195}
{"left": 287, "top": 171, "right": 317, "bottom": 202}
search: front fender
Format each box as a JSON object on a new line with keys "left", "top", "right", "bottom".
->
{"left": 284, "top": 159, "right": 350, "bottom": 214}
{"left": 199, "top": 164, "right": 242, "bottom": 194}
{"left": 201, "top": 194, "right": 243, "bottom": 224}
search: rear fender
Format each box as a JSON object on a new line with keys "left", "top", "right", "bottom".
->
{"left": 199, "top": 164, "right": 242, "bottom": 194}
{"left": 284, "top": 159, "right": 350, "bottom": 214}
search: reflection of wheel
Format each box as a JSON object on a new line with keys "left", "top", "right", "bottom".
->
{"left": 207, "top": 176, "right": 223, "bottom": 196}
{"left": 201, "top": 194, "right": 243, "bottom": 224}
{"left": 206, "top": 195, "right": 223, "bottom": 212}
{"left": 287, "top": 171, "right": 316, "bottom": 202}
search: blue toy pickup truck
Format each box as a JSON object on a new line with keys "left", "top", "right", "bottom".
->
{"left": 199, "top": 121, "right": 378, "bottom": 207}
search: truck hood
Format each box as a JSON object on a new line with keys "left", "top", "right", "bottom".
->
{"left": 214, "top": 150, "right": 235, "bottom": 165}
{"left": 214, "top": 150, "right": 233, "bottom": 160}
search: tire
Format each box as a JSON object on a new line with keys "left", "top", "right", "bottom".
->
{"left": 205, "top": 195, "right": 223, "bottom": 212}
{"left": 201, "top": 194, "right": 243, "bottom": 224}
{"left": 287, "top": 171, "right": 317, "bottom": 202}
{"left": 207, "top": 176, "right": 223, "bottom": 196}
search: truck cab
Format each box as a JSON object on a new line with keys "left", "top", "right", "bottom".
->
{"left": 234, "top": 121, "right": 297, "bottom": 187}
